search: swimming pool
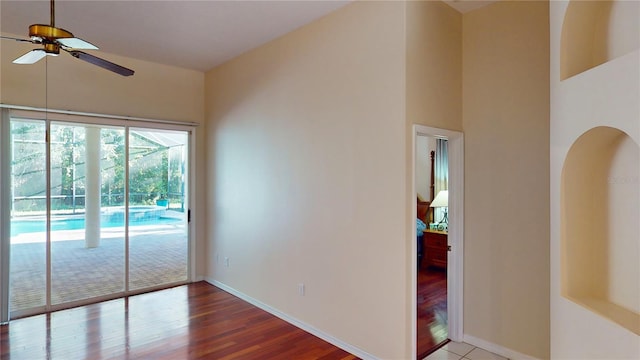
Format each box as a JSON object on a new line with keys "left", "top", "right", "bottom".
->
{"left": 11, "top": 207, "right": 183, "bottom": 236}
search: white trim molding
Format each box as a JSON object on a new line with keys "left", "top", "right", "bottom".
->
{"left": 206, "top": 278, "right": 379, "bottom": 360}
{"left": 464, "top": 334, "right": 542, "bottom": 360}
{"left": 0, "top": 103, "right": 199, "bottom": 127}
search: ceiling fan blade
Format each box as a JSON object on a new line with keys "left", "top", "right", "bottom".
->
{"left": 1, "top": 35, "right": 37, "bottom": 44}
{"left": 57, "top": 37, "right": 98, "bottom": 50}
{"left": 66, "top": 50, "right": 134, "bottom": 77}
{"left": 13, "top": 49, "right": 48, "bottom": 64}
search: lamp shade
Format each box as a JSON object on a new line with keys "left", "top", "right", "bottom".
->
{"left": 430, "top": 190, "right": 448, "bottom": 208}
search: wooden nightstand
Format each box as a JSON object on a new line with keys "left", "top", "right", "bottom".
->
{"left": 423, "top": 229, "right": 448, "bottom": 269}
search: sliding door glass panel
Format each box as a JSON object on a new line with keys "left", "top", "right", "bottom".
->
{"left": 9, "top": 119, "right": 47, "bottom": 313}
{"left": 5, "top": 115, "right": 191, "bottom": 318}
{"left": 50, "top": 123, "right": 125, "bottom": 304}
{"left": 128, "top": 129, "right": 188, "bottom": 291}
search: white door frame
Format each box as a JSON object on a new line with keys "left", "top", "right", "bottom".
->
{"left": 412, "top": 124, "right": 464, "bottom": 358}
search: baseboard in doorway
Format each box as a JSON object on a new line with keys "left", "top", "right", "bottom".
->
{"left": 463, "top": 334, "right": 541, "bottom": 360}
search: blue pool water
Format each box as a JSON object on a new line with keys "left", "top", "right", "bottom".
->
{"left": 11, "top": 216, "right": 181, "bottom": 236}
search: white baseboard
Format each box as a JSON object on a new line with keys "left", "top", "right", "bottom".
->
{"left": 205, "top": 278, "right": 378, "bottom": 360}
{"left": 463, "top": 334, "right": 541, "bottom": 360}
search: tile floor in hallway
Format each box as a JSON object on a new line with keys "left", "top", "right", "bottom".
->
{"left": 424, "top": 341, "right": 509, "bottom": 360}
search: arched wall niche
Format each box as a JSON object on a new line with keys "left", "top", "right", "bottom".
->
{"left": 560, "top": 0, "right": 640, "bottom": 80}
{"left": 561, "top": 126, "right": 639, "bottom": 335}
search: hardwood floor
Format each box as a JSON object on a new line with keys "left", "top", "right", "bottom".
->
{"left": 0, "top": 282, "right": 358, "bottom": 360}
{"left": 417, "top": 267, "right": 448, "bottom": 358}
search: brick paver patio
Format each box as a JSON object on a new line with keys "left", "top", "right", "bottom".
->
{"left": 9, "top": 222, "right": 187, "bottom": 313}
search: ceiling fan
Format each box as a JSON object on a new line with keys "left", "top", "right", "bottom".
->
{"left": 1, "top": 0, "right": 134, "bottom": 76}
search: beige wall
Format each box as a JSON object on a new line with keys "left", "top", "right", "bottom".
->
{"left": 205, "top": 2, "right": 408, "bottom": 358}
{"left": 0, "top": 37, "right": 208, "bottom": 276}
{"left": 551, "top": 0, "right": 640, "bottom": 357}
{"left": 462, "top": 2, "right": 550, "bottom": 358}
{"left": 206, "top": 0, "right": 553, "bottom": 358}
{"left": 2, "top": 1, "right": 559, "bottom": 358}
{"left": 562, "top": 127, "right": 639, "bottom": 333}
{"left": 1, "top": 37, "right": 204, "bottom": 123}
{"left": 560, "top": 0, "right": 639, "bottom": 80}
{"left": 405, "top": 7, "right": 461, "bottom": 354}
{"left": 406, "top": 0, "right": 462, "bottom": 131}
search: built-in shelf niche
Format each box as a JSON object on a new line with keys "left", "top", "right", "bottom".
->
{"left": 561, "top": 126, "right": 639, "bottom": 335}
{"left": 560, "top": 0, "right": 639, "bottom": 80}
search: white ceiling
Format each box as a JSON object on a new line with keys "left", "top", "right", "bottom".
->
{"left": 1, "top": 0, "right": 496, "bottom": 73}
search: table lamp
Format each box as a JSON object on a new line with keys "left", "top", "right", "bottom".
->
{"left": 430, "top": 190, "right": 448, "bottom": 226}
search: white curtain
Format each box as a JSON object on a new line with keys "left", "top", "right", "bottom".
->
{"left": 434, "top": 139, "right": 448, "bottom": 224}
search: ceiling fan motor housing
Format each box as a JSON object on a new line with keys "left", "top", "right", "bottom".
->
{"left": 29, "top": 24, "right": 73, "bottom": 54}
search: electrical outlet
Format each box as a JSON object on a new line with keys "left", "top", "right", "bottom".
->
{"left": 298, "top": 283, "right": 305, "bottom": 296}
{"left": 225, "top": 257, "right": 230, "bottom": 267}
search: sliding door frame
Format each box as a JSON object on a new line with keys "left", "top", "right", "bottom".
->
{"left": 0, "top": 109, "right": 11, "bottom": 324}
{"left": 0, "top": 106, "right": 197, "bottom": 321}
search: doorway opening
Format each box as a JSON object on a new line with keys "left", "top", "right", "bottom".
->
{"left": 412, "top": 125, "right": 464, "bottom": 360}
{"left": 416, "top": 135, "right": 448, "bottom": 357}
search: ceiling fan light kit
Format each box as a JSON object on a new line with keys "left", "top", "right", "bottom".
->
{"left": 3, "top": 0, "right": 134, "bottom": 76}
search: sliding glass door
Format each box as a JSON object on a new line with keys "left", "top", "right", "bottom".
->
{"left": 50, "top": 123, "right": 126, "bottom": 305}
{"left": 128, "top": 128, "right": 189, "bottom": 291}
{"left": 4, "top": 113, "right": 191, "bottom": 318}
{"left": 9, "top": 119, "right": 47, "bottom": 312}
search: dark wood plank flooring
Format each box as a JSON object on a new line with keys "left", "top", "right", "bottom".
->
{"left": 0, "top": 281, "right": 358, "bottom": 360}
{"left": 417, "top": 267, "right": 448, "bottom": 358}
